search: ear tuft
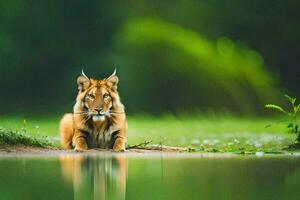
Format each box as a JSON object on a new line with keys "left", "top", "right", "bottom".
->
{"left": 106, "top": 69, "right": 119, "bottom": 89}
{"left": 106, "top": 75, "right": 119, "bottom": 89}
{"left": 77, "top": 75, "right": 90, "bottom": 91}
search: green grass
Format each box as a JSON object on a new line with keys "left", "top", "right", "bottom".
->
{"left": 0, "top": 115, "right": 298, "bottom": 153}
{"left": 0, "top": 127, "right": 54, "bottom": 148}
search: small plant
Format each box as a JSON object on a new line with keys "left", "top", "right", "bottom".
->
{"left": 265, "top": 94, "right": 300, "bottom": 146}
{"left": 21, "top": 119, "right": 28, "bottom": 134}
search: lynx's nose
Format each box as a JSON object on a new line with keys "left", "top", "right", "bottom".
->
{"left": 93, "top": 108, "right": 106, "bottom": 122}
{"left": 94, "top": 108, "right": 103, "bottom": 115}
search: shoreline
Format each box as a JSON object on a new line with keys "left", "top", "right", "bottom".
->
{"left": 0, "top": 145, "right": 299, "bottom": 157}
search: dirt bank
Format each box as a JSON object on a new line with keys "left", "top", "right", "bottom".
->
{"left": 0, "top": 145, "right": 190, "bottom": 155}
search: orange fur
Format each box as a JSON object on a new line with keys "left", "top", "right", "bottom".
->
{"left": 59, "top": 70, "right": 127, "bottom": 152}
{"left": 59, "top": 154, "right": 127, "bottom": 198}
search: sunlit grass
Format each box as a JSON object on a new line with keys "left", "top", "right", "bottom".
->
{"left": 0, "top": 115, "right": 297, "bottom": 153}
{"left": 128, "top": 115, "right": 295, "bottom": 153}
{"left": 0, "top": 127, "right": 55, "bottom": 148}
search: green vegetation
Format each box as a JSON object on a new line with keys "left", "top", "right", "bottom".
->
{"left": 128, "top": 115, "right": 295, "bottom": 154}
{"left": 2, "top": 1, "right": 298, "bottom": 115}
{"left": 116, "top": 18, "right": 280, "bottom": 114}
{"left": 0, "top": 119, "right": 56, "bottom": 148}
{"left": 0, "top": 127, "right": 55, "bottom": 148}
{"left": 265, "top": 94, "right": 300, "bottom": 148}
{"left": 0, "top": 115, "right": 298, "bottom": 153}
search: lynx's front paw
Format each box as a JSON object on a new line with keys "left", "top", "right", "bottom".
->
{"left": 74, "top": 137, "right": 88, "bottom": 152}
{"left": 74, "top": 146, "right": 88, "bottom": 152}
{"left": 113, "top": 137, "right": 126, "bottom": 152}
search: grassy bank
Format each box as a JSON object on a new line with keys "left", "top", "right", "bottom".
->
{"left": 0, "top": 127, "right": 55, "bottom": 148}
{"left": 0, "top": 115, "right": 298, "bottom": 153}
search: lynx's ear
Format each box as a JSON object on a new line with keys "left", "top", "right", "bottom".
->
{"left": 77, "top": 70, "right": 90, "bottom": 91}
{"left": 106, "top": 68, "right": 119, "bottom": 89}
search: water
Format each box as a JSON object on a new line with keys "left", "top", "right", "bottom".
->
{"left": 0, "top": 154, "right": 299, "bottom": 200}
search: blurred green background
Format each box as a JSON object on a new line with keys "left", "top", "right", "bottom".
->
{"left": 0, "top": 0, "right": 299, "bottom": 116}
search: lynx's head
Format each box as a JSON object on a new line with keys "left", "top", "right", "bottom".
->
{"left": 75, "top": 69, "right": 119, "bottom": 122}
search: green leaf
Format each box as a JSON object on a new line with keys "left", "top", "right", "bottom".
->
{"left": 265, "top": 104, "right": 288, "bottom": 114}
{"left": 284, "top": 94, "right": 296, "bottom": 105}
{"left": 294, "top": 104, "right": 300, "bottom": 113}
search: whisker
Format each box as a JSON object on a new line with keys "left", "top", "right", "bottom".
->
{"left": 80, "top": 115, "right": 91, "bottom": 123}
{"left": 73, "top": 112, "right": 90, "bottom": 115}
{"left": 109, "top": 111, "right": 125, "bottom": 114}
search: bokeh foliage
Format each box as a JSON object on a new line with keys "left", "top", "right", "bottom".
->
{"left": 0, "top": 0, "right": 299, "bottom": 115}
{"left": 115, "top": 18, "right": 279, "bottom": 114}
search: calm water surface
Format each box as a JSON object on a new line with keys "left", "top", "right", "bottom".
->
{"left": 0, "top": 154, "right": 299, "bottom": 200}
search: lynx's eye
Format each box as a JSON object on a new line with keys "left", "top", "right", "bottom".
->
{"left": 86, "top": 93, "right": 95, "bottom": 100}
{"left": 103, "top": 93, "right": 110, "bottom": 99}
{"left": 103, "top": 93, "right": 111, "bottom": 103}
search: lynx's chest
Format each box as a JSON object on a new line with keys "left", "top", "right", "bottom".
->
{"left": 86, "top": 122, "right": 118, "bottom": 149}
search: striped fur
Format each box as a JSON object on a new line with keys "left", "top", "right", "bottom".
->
{"left": 60, "top": 71, "right": 127, "bottom": 152}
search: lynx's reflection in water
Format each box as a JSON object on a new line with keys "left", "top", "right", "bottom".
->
{"left": 60, "top": 154, "right": 127, "bottom": 200}
{"left": 0, "top": 155, "right": 299, "bottom": 200}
